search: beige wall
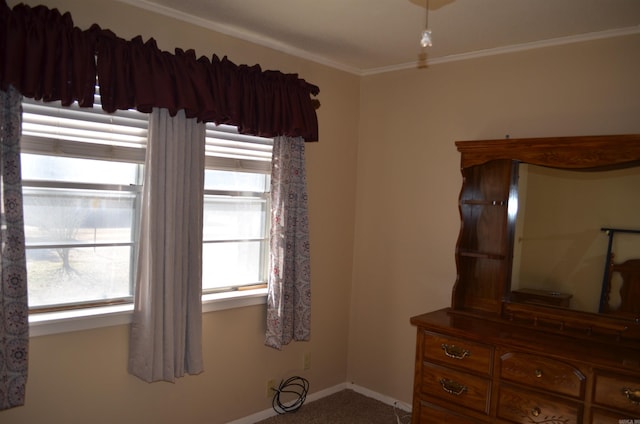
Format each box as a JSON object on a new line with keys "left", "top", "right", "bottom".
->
{"left": 3, "top": 1, "right": 640, "bottom": 423}
{"left": 4, "top": 1, "right": 359, "bottom": 423}
{"left": 350, "top": 33, "right": 640, "bottom": 403}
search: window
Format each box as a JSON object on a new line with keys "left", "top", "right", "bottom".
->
{"left": 201, "top": 127, "right": 272, "bottom": 294}
{"left": 21, "top": 93, "right": 272, "bottom": 313}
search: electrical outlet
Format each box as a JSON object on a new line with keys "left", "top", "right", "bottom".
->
{"left": 303, "top": 352, "right": 311, "bottom": 370}
{"left": 266, "top": 379, "right": 276, "bottom": 398}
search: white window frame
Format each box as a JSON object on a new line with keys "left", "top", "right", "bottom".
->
{"left": 21, "top": 95, "right": 271, "bottom": 336}
{"left": 29, "top": 288, "right": 267, "bottom": 337}
{"left": 200, "top": 129, "right": 272, "bottom": 295}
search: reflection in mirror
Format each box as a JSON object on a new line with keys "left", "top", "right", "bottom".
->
{"left": 511, "top": 164, "right": 640, "bottom": 313}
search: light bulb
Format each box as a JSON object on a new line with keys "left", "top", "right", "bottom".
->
{"left": 420, "top": 29, "right": 432, "bottom": 48}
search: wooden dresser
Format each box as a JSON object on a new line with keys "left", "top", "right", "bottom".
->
{"left": 411, "top": 135, "right": 640, "bottom": 424}
{"left": 411, "top": 309, "right": 640, "bottom": 423}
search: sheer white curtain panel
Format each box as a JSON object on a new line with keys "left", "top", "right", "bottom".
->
{"left": 128, "top": 107, "right": 205, "bottom": 382}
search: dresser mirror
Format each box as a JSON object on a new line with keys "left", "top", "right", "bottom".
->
{"left": 453, "top": 134, "right": 640, "bottom": 339}
{"left": 511, "top": 164, "right": 640, "bottom": 313}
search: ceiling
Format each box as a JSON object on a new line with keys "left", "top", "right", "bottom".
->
{"left": 119, "top": 0, "right": 640, "bottom": 75}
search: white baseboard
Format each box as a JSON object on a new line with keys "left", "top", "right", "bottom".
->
{"left": 347, "top": 382, "right": 412, "bottom": 413}
{"left": 225, "top": 382, "right": 411, "bottom": 424}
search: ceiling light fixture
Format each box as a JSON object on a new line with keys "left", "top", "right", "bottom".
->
{"left": 420, "top": 0, "right": 432, "bottom": 48}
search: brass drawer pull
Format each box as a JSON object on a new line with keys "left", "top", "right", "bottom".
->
{"left": 439, "top": 378, "right": 467, "bottom": 396}
{"left": 534, "top": 368, "right": 543, "bottom": 378}
{"left": 622, "top": 387, "right": 640, "bottom": 405}
{"left": 441, "top": 343, "right": 471, "bottom": 360}
{"left": 530, "top": 406, "right": 541, "bottom": 417}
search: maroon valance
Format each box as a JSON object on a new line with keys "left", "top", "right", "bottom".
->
{"left": 0, "top": 1, "right": 320, "bottom": 141}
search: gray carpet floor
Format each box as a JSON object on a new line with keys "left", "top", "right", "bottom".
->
{"left": 255, "top": 389, "right": 411, "bottom": 424}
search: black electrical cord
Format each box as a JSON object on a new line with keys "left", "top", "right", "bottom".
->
{"left": 271, "top": 376, "right": 310, "bottom": 415}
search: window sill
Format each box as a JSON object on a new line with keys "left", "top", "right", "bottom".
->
{"left": 29, "top": 288, "right": 268, "bottom": 337}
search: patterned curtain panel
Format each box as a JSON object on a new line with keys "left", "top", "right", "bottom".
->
{"left": 265, "top": 136, "right": 311, "bottom": 350}
{"left": 0, "top": 85, "right": 28, "bottom": 410}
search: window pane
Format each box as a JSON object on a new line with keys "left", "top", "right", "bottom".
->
{"left": 23, "top": 185, "right": 137, "bottom": 309}
{"left": 202, "top": 241, "right": 263, "bottom": 290}
{"left": 22, "top": 154, "right": 139, "bottom": 185}
{"left": 203, "top": 197, "right": 267, "bottom": 240}
{"left": 23, "top": 188, "right": 136, "bottom": 245}
{"left": 204, "top": 169, "right": 268, "bottom": 192}
{"left": 27, "top": 246, "right": 133, "bottom": 308}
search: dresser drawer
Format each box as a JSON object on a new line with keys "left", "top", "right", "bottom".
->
{"left": 499, "top": 352, "right": 585, "bottom": 398}
{"left": 593, "top": 372, "right": 640, "bottom": 415}
{"left": 497, "top": 384, "right": 582, "bottom": 424}
{"left": 422, "top": 331, "right": 493, "bottom": 375}
{"left": 420, "top": 362, "right": 490, "bottom": 414}
{"left": 415, "top": 400, "right": 484, "bottom": 424}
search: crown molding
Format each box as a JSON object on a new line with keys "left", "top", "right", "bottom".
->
{"left": 116, "top": 1, "right": 640, "bottom": 77}
{"left": 115, "top": 0, "right": 362, "bottom": 74}
{"left": 362, "top": 25, "right": 640, "bottom": 76}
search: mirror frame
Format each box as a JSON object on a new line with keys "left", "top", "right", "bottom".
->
{"left": 453, "top": 134, "right": 640, "bottom": 340}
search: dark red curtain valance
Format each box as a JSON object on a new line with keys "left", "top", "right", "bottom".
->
{"left": 0, "top": 1, "right": 320, "bottom": 141}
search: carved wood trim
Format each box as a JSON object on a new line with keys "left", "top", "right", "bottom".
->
{"left": 456, "top": 135, "right": 640, "bottom": 169}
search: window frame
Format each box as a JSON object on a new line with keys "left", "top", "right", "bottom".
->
{"left": 22, "top": 176, "right": 143, "bottom": 312}
{"left": 29, "top": 287, "right": 268, "bottom": 337}
{"left": 201, "top": 181, "right": 271, "bottom": 295}
{"left": 21, "top": 94, "right": 272, "bottom": 334}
